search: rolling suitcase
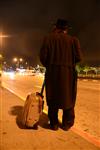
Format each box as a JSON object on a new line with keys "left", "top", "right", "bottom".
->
{"left": 22, "top": 79, "right": 45, "bottom": 129}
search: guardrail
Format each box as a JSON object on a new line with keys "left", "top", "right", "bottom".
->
{"left": 78, "top": 74, "right": 100, "bottom": 80}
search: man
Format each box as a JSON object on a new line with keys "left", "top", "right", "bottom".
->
{"left": 39, "top": 19, "right": 82, "bottom": 130}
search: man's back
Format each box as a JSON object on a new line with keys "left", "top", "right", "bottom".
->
{"left": 45, "top": 31, "right": 74, "bottom": 66}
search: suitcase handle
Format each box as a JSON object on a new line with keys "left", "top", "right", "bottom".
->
{"left": 36, "top": 79, "right": 45, "bottom": 98}
{"left": 40, "top": 79, "right": 45, "bottom": 96}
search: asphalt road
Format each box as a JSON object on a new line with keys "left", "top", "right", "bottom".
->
{"left": 1, "top": 73, "right": 100, "bottom": 144}
{"left": 1, "top": 86, "right": 99, "bottom": 150}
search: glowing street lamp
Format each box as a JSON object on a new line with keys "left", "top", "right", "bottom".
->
{"left": 19, "top": 58, "right": 23, "bottom": 62}
{"left": 0, "top": 31, "right": 10, "bottom": 48}
{"left": 13, "top": 57, "right": 18, "bottom": 62}
{"left": 13, "top": 57, "right": 23, "bottom": 69}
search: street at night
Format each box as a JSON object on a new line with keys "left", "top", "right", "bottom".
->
{"left": 0, "top": 0, "right": 100, "bottom": 149}
{"left": 0, "top": 73, "right": 100, "bottom": 149}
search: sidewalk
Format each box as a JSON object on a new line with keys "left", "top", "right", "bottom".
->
{"left": 0, "top": 86, "right": 99, "bottom": 150}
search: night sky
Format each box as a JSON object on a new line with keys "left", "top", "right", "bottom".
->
{"left": 0, "top": 0, "right": 100, "bottom": 66}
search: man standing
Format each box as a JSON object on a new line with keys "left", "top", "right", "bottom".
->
{"left": 39, "top": 19, "right": 82, "bottom": 130}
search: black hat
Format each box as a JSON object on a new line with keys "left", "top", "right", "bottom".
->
{"left": 55, "top": 19, "right": 71, "bottom": 29}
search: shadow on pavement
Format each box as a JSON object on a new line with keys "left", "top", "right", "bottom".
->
{"left": 9, "top": 105, "right": 24, "bottom": 129}
{"left": 9, "top": 105, "right": 49, "bottom": 130}
{"left": 39, "top": 113, "right": 49, "bottom": 129}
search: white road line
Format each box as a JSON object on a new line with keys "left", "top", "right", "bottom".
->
{"left": 2, "top": 82, "right": 26, "bottom": 101}
{"left": 34, "top": 85, "right": 41, "bottom": 89}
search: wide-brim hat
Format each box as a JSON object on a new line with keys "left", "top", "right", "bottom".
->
{"left": 54, "top": 19, "right": 72, "bottom": 29}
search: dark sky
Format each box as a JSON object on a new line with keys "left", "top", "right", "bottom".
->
{"left": 0, "top": 0, "right": 100, "bottom": 66}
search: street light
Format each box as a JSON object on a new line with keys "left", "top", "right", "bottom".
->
{"left": 0, "top": 32, "right": 9, "bottom": 47}
{"left": 19, "top": 58, "right": 23, "bottom": 62}
{"left": 13, "top": 57, "right": 18, "bottom": 62}
{"left": 13, "top": 57, "right": 23, "bottom": 69}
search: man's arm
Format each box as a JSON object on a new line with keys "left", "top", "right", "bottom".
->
{"left": 72, "top": 36, "right": 83, "bottom": 64}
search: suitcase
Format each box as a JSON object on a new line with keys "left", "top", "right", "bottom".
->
{"left": 22, "top": 80, "right": 45, "bottom": 129}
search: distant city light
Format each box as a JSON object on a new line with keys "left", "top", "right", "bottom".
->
{"left": 13, "top": 57, "right": 18, "bottom": 62}
{"left": 13, "top": 57, "right": 24, "bottom": 69}
{"left": 19, "top": 58, "right": 23, "bottom": 62}
{"left": 13, "top": 57, "right": 23, "bottom": 62}
{"left": 0, "top": 32, "right": 10, "bottom": 47}
{"left": 0, "top": 54, "right": 3, "bottom": 59}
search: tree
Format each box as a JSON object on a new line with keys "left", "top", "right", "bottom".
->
{"left": 83, "top": 65, "right": 90, "bottom": 75}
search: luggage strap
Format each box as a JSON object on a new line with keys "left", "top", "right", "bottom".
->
{"left": 40, "top": 79, "right": 45, "bottom": 96}
{"left": 36, "top": 79, "right": 45, "bottom": 98}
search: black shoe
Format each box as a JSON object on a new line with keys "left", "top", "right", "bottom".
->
{"left": 50, "top": 124, "right": 59, "bottom": 131}
{"left": 62, "top": 123, "right": 74, "bottom": 131}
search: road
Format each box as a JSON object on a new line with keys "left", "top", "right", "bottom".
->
{"left": 1, "top": 72, "right": 100, "bottom": 144}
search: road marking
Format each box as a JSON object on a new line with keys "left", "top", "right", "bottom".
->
{"left": 2, "top": 82, "right": 26, "bottom": 101}
{"left": 2, "top": 83, "right": 100, "bottom": 148}
{"left": 34, "top": 85, "right": 41, "bottom": 89}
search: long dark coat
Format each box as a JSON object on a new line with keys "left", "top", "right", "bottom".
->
{"left": 40, "top": 30, "right": 82, "bottom": 109}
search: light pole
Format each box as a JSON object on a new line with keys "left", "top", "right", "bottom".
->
{"left": 0, "top": 31, "right": 9, "bottom": 50}
{"left": 0, "top": 31, "right": 10, "bottom": 73}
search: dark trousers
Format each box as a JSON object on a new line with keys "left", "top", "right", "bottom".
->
{"left": 48, "top": 106, "right": 75, "bottom": 126}
{"left": 62, "top": 108, "right": 75, "bottom": 126}
{"left": 48, "top": 106, "right": 59, "bottom": 125}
